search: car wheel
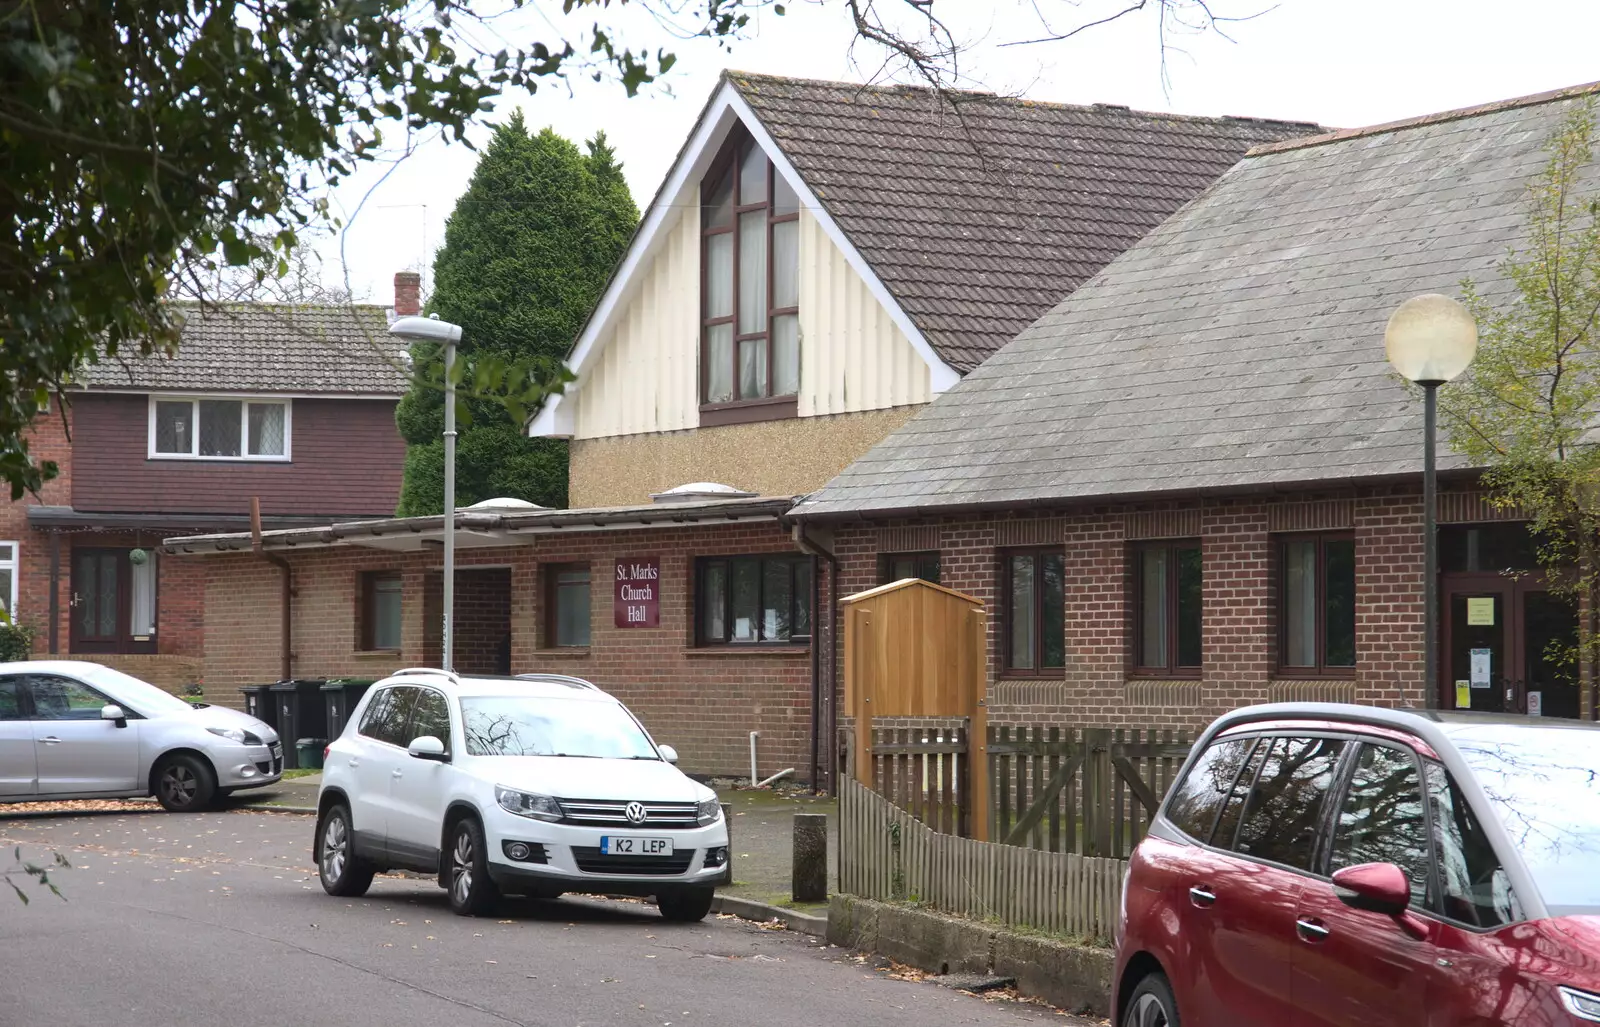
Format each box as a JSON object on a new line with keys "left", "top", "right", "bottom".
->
{"left": 154, "top": 753, "right": 216, "bottom": 812}
{"left": 317, "top": 803, "right": 375, "bottom": 897}
{"left": 446, "top": 817, "right": 501, "bottom": 917}
{"left": 657, "top": 886, "right": 715, "bottom": 923}
{"left": 1123, "top": 972, "right": 1180, "bottom": 1027}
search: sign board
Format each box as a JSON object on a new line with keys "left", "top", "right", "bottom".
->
{"left": 1455, "top": 680, "right": 1472, "bottom": 709}
{"left": 1466, "top": 597, "right": 1496, "bottom": 626}
{"left": 1469, "top": 648, "right": 1492, "bottom": 688}
{"left": 614, "top": 557, "right": 661, "bottom": 628}
{"left": 1527, "top": 691, "right": 1543, "bottom": 717}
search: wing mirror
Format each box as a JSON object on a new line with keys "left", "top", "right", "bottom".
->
{"left": 658, "top": 744, "right": 679, "bottom": 764}
{"left": 407, "top": 735, "right": 449, "bottom": 762}
{"left": 1332, "top": 862, "right": 1411, "bottom": 915}
{"left": 100, "top": 704, "right": 127, "bottom": 728}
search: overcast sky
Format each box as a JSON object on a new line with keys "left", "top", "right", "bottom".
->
{"left": 317, "top": 0, "right": 1600, "bottom": 304}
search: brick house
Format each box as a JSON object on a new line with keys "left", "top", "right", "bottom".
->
{"left": 789, "top": 82, "right": 1600, "bottom": 738}
{"left": 2, "top": 281, "right": 415, "bottom": 692}
{"left": 162, "top": 72, "right": 1314, "bottom": 781}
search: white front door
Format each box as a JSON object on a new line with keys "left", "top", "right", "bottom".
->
{"left": 0, "top": 676, "right": 37, "bottom": 798}
{"left": 27, "top": 674, "right": 140, "bottom": 794}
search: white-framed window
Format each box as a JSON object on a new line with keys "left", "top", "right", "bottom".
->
{"left": 148, "top": 396, "right": 292, "bottom": 461}
{"left": 0, "top": 541, "right": 16, "bottom": 616}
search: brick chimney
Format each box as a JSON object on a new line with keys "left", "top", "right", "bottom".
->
{"left": 393, "top": 271, "right": 421, "bottom": 316}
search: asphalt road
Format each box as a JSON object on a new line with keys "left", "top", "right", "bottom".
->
{"left": 0, "top": 809, "right": 1096, "bottom": 1027}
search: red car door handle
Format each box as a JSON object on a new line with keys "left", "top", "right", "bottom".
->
{"left": 1296, "top": 918, "right": 1330, "bottom": 942}
{"left": 1188, "top": 886, "right": 1216, "bottom": 907}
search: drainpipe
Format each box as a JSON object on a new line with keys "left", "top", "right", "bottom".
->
{"left": 790, "top": 521, "right": 838, "bottom": 794}
{"left": 250, "top": 497, "right": 293, "bottom": 682}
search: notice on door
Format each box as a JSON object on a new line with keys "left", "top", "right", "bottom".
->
{"left": 1470, "top": 648, "right": 1492, "bottom": 688}
{"left": 1527, "top": 691, "right": 1543, "bottom": 717}
{"left": 1455, "top": 680, "right": 1472, "bottom": 709}
{"left": 1467, "top": 597, "right": 1496, "bottom": 626}
{"left": 614, "top": 557, "right": 661, "bottom": 628}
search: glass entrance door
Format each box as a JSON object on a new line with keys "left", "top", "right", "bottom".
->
{"left": 1442, "top": 577, "right": 1578, "bottom": 717}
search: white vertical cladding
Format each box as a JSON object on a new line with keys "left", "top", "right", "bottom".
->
{"left": 574, "top": 205, "right": 701, "bottom": 440}
{"left": 797, "top": 209, "right": 930, "bottom": 417}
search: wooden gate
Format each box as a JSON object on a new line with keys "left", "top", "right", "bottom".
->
{"left": 841, "top": 578, "right": 991, "bottom": 838}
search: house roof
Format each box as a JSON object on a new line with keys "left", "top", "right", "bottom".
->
{"left": 790, "top": 81, "right": 1600, "bottom": 520}
{"left": 729, "top": 73, "right": 1321, "bottom": 372}
{"left": 80, "top": 302, "right": 410, "bottom": 395}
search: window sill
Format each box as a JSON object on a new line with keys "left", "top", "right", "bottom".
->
{"left": 533, "top": 648, "right": 592, "bottom": 658}
{"left": 683, "top": 645, "right": 811, "bottom": 657}
{"left": 699, "top": 395, "right": 798, "bottom": 427}
{"left": 351, "top": 649, "right": 401, "bottom": 659}
{"left": 147, "top": 455, "right": 292, "bottom": 463}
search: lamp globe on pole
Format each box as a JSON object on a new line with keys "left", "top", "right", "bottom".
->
{"left": 1384, "top": 293, "right": 1477, "bottom": 711}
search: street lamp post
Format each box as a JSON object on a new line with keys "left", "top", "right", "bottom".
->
{"left": 1385, "top": 294, "right": 1478, "bottom": 709}
{"left": 389, "top": 314, "right": 464, "bottom": 672}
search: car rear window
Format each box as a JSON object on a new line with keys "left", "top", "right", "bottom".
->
{"left": 1451, "top": 724, "right": 1600, "bottom": 915}
{"left": 1233, "top": 736, "right": 1347, "bottom": 871}
{"left": 1163, "top": 737, "right": 1257, "bottom": 843}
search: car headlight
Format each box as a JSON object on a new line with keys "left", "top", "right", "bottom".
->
{"left": 495, "top": 786, "right": 563, "bottom": 822}
{"left": 696, "top": 798, "right": 722, "bottom": 827}
{"left": 1562, "top": 988, "right": 1600, "bottom": 1023}
{"left": 206, "top": 726, "right": 263, "bottom": 745}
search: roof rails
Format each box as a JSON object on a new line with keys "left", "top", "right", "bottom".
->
{"left": 514, "top": 673, "right": 599, "bottom": 691}
{"left": 390, "top": 667, "right": 462, "bottom": 684}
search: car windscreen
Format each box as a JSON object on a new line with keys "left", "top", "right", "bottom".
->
{"left": 1452, "top": 724, "right": 1600, "bottom": 915}
{"left": 83, "top": 666, "right": 197, "bottom": 717}
{"left": 460, "top": 696, "right": 659, "bottom": 759}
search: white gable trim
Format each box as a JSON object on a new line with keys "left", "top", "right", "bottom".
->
{"left": 529, "top": 77, "right": 958, "bottom": 439}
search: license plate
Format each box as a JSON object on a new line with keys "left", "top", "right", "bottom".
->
{"left": 270, "top": 743, "right": 283, "bottom": 759}
{"left": 600, "top": 836, "right": 673, "bottom": 856}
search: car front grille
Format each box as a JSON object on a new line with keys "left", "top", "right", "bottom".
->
{"left": 255, "top": 756, "right": 283, "bottom": 776}
{"left": 556, "top": 798, "right": 699, "bottom": 829}
{"left": 570, "top": 847, "right": 695, "bottom": 876}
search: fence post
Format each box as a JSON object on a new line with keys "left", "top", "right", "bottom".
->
{"left": 1086, "top": 729, "right": 1113, "bottom": 858}
{"left": 968, "top": 606, "right": 990, "bottom": 840}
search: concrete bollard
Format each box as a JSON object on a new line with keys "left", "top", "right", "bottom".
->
{"left": 792, "top": 812, "right": 828, "bottom": 903}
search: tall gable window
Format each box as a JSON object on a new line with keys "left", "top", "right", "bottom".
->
{"left": 701, "top": 130, "right": 799, "bottom": 423}
{"left": 149, "top": 396, "right": 290, "bottom": 460}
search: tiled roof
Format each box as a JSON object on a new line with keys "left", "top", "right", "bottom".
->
{"left": 731, "top": 73, "right": 1321, "bottom": 372}
{"left": 81, "top": 303, "right": 410, "bottom": 395}
{"left": 791, "top": 84, "right": 1600, "bottom": 519}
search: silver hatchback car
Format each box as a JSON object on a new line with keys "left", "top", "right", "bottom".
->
{"left": 0, "top": 661, "right": 282, "bottom": 810}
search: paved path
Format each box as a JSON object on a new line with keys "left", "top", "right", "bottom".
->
{"left": 0, "top": 809, "right": 1097, "bottom": 1027}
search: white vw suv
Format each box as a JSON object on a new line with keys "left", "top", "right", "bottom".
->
{"left": 314, "top": 669, "right": 728, "bottom": 921}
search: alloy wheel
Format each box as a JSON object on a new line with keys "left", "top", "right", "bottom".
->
{"left": 1128, "top": 992, "right": 1171, "bottom": 1027}
{"left": 161, "top": 765, "right": 197, "bottom": 807}
{"left": 322, "top": 814, "right": 348, "bottom": 882}
{"left": 451, "top": 827, "right": 474, "bottom": 906}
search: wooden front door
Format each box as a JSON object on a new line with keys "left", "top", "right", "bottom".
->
{"left": 69, "top": 548, "right": 156, "bottom": 655}
{"left": 1441, "top": 574, "right": 1578, "bottom": 717}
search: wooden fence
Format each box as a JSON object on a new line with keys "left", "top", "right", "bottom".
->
{"left": 839, "top": 776, "right": 1125, "bottom": 943}
{"left": 990, "top": 727, "right": 1192, "bottom": 858}
{"left": 844, "top": 724, "right": 1192, "bottom": 858}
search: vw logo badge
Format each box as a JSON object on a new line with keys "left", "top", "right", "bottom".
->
{"left": 625, "top": 801, "right": 647, "bottom": 825}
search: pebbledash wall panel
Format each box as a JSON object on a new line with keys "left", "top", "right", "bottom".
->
{"left": 192, "top": 520, "right": 826, "bottom": 781}
{"left": 69, "top": 393, "right": 404, "bottom": 517}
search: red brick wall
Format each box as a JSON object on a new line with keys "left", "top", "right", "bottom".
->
{"left": 450, "top": 567, "right": 511, "bottom": 676}
{"left": 70, "top": 393, "right": 403, "bottom": 517}
{"left": 1, "top": 403, "right": 73, "bottom": 653}
{"left": 833, "top": 485, "right": 1454, "bottom": 734}
{"left": 189, "top": 520, "right": 826, "bottom": 781}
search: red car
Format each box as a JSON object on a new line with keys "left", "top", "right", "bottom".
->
{"left": 1114, "top": 703, "right": 1600, "bottom": 1027}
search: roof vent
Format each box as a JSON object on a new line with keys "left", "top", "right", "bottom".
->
{"left": 650, "top": 482, "right": 758, "bottom": 504}
{"left": 463, "top": 497, "right": 544, "bottom": 511}
{"left": 1093, "top": 103, "right": 1131, "bottom": 112}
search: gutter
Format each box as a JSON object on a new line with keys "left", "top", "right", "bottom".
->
{"left": 789, "top": 515, "right": 839, "bottom": 794}
{"left": 250, "top": 497, "right": 293, "bottom": 681}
